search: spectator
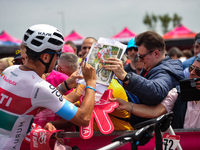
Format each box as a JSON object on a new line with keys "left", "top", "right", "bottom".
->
{"left": 65, "top": 40, "right": 77, "bottom": 54}
{"left": 57, "top": 52, "right": 79, "bottom": 76}
{"left": 62, "top": 44, "right": 75, "bottom": 54}
{"left": 124, "top": 38, "right": 138, "bottom": 74}
{"left": 182, "top": 32, "right": 200, "bottom": 70}
{"left": 0, "top": 57, "right": 14, "bottom": 74}
{"left": 80, "top": 37, "right": 97, "bottom": 58}
{"left": 0, "top": 24, "right": 96, "bottom": 149}
{"left": 104, "top": 31, "right": 184, "bottom": 126}
{"left": 182, "top": 49, "right": 193, "bottom": 59}
{"left": 104, "top": 31, "right": 184, "bottom": 105}
{"left": 167, "top": 47, "right": 184, "bottom": 61}
{"left": 110, "top": 53, "right": 200, "bottom": 129}
{"left": 183, "top": 33, "right": 200, "bottom": 78}
{"left": 12, "top": 49, "right": 23, "bottom": 65}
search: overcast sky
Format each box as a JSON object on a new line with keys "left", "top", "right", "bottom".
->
{"left": 0, "top": 0, "right": 200, "bottom": 41}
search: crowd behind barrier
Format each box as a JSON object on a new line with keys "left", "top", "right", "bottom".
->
{"left": 0, "top": 24, "right": 200, "bottom": 150}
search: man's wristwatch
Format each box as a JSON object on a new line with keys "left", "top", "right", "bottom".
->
{"left": 122, "top": 73, "right": 131, "bottom": 82}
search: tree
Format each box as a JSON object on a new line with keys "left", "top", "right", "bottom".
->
{"left": 172, "top": 13, "right": 182, "bottom": 27}
{"left": 143, "top": 12, "right": 182, "bottom": 34}
{"left": 143, "top": 12, "right": 152, "bottom": 30}
{"left": 159, "top": 14, "right": 171, "bottom": 34}
{"left": 143, "top": 12, "right": 158, "bottom": 31}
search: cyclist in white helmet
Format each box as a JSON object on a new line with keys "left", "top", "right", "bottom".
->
{"left": 0, "top": 24, "right": 96, "bottom": 150}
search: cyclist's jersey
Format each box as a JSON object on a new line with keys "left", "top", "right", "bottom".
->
{"left": 0, "top": 65, "right": 78, "bottom": 150}
{"left": 97, "top": 48, "right": 112, "bottom": 62}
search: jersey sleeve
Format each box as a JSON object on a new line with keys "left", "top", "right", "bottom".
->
{"left": 31, "top": 80, "right": 78, "bottom": 120}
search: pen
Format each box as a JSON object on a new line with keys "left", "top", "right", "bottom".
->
{"left": 84, "top": 57, "right": 87, "bottom": 68}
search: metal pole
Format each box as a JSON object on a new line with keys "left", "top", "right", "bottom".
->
{"left": 168, "top": 125, "right": 183, "bottom": 150}
{"left": 58, "top": 11, "right": 65, "bottom": 35}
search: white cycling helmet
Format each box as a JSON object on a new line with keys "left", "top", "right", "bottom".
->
{"left": 23, "top": 24, "right": 64, "bottom": 52}
{"left": 107, "top": 46, "right": 112, "bottom": 51}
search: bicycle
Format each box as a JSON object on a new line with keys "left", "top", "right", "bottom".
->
{"left": 97, "top": 111, "right": 182, "bottom": 150}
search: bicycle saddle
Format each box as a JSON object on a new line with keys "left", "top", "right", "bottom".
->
{"left": 134, "top": 111, "right": 173, "bottom": 132}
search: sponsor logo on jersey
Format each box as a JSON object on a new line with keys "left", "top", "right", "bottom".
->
{"left": 11, "top": 71, "right": 18, "bottom": 77}
{"left": 34, "top": 88, "right": 39, "bottom": 99}
{"left": 0, "top": 87, "right": 32, "bottom": 114}
{"left": 1, "top": 72, "right": 4, "bottom": 77}
{"left": 2, "top": 74, "right": 17, "bottom": 86}
{"left": 13, "top": 121, "right": 25, "bottom": 149}
{"left": 49, "top": 85, "right": 63, "bottom": 102}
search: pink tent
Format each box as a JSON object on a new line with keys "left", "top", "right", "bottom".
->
{"left": 0, "top": 30, "right": 22, "bottom": 45}
{"left": 162, "top": 24, "right": 196, "bottom": 40}
{"left": 64, "top": 30, "right": 85, "bottom": 45}
{"left": 111, "top": 27, "right": 137, "bottom": 43}
{"left": 162, "top": 24, "right": 197, "bottom": 50}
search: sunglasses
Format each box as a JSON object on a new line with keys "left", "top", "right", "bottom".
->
{"left": 189, "top": 65, "right": 200, "bottom": 76}
{"left": 45, "top": 51, "right": 62, "bottom": 58}
{"left": 127, "top": 47, "right": 138, "bottom": 52}
{"left": 137, "top": 51, "right": 154, "bottom": 61}
{"left": 12, "top": 60, "right": 23, "bottom": 65}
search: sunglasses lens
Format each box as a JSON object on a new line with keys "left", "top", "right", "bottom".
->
{"left": 189, "top": 66, "right": 200, "bottom": 76}
{"left": 134, "top": 47, "right": 138, "bottom": 52}
{"left": 196, "top": 68, "right": 200, "bottom": 76}
{"left": 189, "top": 66, "right": 193, "bottom": 72}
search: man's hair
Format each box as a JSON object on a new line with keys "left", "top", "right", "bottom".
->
{"left": 168, "top": 47, "right": 183, "bottom": 58}
{"left": 20, "top": 43, "right": 26, "bottom": 50}
{"left": 182, "top": 49, "right": 193, "bottom": 59}
{"left": 65, "top": 40, "right": 77, "bottom": 50}
{"left": 135, "top": 31, "right": 166, "bottom": 52}
{"left": 194, "top": 32, "right": 200, "bottom": 42}
{"left": 84, "top": 37, "right": 97, "bottom": 42}
{"left": 59, "top": 52, "right": 79, "bottom": 71}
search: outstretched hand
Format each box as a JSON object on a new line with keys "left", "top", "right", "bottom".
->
{"left": 109, "top": 97, "right": 131, "bottom": 112}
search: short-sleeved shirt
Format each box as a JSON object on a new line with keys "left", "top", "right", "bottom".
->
{"left": 184, "top": 101, "right": 200, "bottom": 129}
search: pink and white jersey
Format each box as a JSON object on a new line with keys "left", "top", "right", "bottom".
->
{"left": 0, "top": 65, "right": 78, "bottom": 150}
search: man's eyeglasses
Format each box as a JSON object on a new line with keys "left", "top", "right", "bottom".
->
{"left": 127, "top": 47, "right": 138, "bottom": 52}
{"left": 137, "top": 51, "right": 154, "bottom": 61}
{"left": 189, "top": 65, "right": 200, "bottom": 76}
{"left": 45, "top": 51, "right": 62, "bottom": 58}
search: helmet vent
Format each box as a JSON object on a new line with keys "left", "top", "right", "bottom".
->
{"left": 24, "top": 35, "right": 28, "bottom": 41}
{"left": 31, "top": 39, "right": 42, "bottom": 46}
{"left": 48, "top": 38, "right": 63, "bottom": 46}
{"left": 26, "top": 29, "right": 34, "bottom": 35}
{"left": 53, "top": 32, "right": 64, "bottom": 40}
